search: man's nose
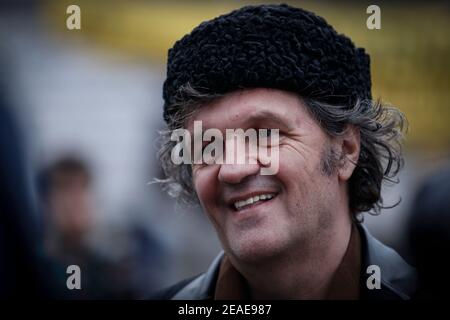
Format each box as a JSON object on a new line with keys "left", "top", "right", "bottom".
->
{"left": 218, "top": 135, "right": 262, "bottom": 184}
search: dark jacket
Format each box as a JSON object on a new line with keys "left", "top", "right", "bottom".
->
{"left": 153, "top": 224, "right": 417, "bottom": 300}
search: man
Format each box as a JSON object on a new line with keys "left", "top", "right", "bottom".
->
{"left": 39, "top": 157, "right": 135, "bottom": 298}
{"left": 40, "top": 157, "right": 95, "bottom": 257}
{"left": 0, "top": 82, "right": 63, "bottom": 298}
{"left": 155, "top": 4, "right": 417, "bottom": 299}
{"left": 408, "top": 166, "right": 450, "bottom": 299}
{"left": 39, "top": 157, "right": 106, "bottom": 298}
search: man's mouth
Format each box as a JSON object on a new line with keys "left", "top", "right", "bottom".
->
{"left": 233, "top": 193, "right": 277, "bottom": 211}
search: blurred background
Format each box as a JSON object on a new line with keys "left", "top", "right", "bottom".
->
{"left": 0, "top": 0, "right": 449, "bottom": 298}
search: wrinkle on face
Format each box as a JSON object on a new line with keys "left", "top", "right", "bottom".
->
{"left": 187, "top": 88, "right": 343, "bottom": 262}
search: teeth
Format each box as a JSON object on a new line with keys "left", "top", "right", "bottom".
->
{"left": 234, "top": 193, "right": 276, "bottom": 210}
{"left": 236, "top": 200, "right": 246, "bottom": 208}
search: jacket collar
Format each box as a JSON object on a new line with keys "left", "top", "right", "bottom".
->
{"left": 172, "top": 251, "right": 223, "bottom": 299}
{"left": 358, "top": 224, "right": 417, "bottom": 299}
{"left": 172, "top": 224, "right": 417, "bottom": 299}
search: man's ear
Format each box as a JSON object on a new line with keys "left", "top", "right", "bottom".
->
{"left": 337, "top": 125, "right": 360, "bottom": 181}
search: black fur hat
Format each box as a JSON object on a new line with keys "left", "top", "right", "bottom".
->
{"left": 163, "top": 4, "right": 371, "bottom": 122}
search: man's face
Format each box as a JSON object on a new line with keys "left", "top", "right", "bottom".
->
{"left": 48, "top": 172, "right": 93, "bottom": 239}
{"left": 188, "top": 88, "right": 343, "bottom": 262}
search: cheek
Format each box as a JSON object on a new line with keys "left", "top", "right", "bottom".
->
{"left": 277, "top": 146, "right": 321, "bottom": 186}
{"left": 193, "top": 166, "right": 220, "bottom": 212}
{"left": 279, "top": 146, "right": 337, "bottom": 197}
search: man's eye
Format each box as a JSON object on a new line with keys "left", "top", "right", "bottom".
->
{"left": 260, "top": 129, "right": 272, "bottom": 138}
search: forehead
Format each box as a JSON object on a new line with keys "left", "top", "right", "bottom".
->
{"left": 186, "top": 88, "right": 308, "bottom": 131}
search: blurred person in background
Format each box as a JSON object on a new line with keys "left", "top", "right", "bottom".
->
{"left": 39, "top": 156, "right": 134, "bottom": 298}
{"left": 408, "top": 166, "right": 450, "bottom": 299}
{"left": 39, "top": 156, "right": 167, "bottom": 298}
{"left": 154, "top": 4, "right": 417, "bottom": 300}
{"left": 0, "top": 63, "right": 63, "bottom": 298}
{"left": 40, "top": 157, "right": 94, "bottom": 257}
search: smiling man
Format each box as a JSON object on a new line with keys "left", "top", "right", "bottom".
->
{"left": 155, "top": 4, "right": 417, "bottom": 300}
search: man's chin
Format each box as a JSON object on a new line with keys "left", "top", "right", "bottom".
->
{"left": 226, "top": 234, "right": 287, "bottom": 264}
